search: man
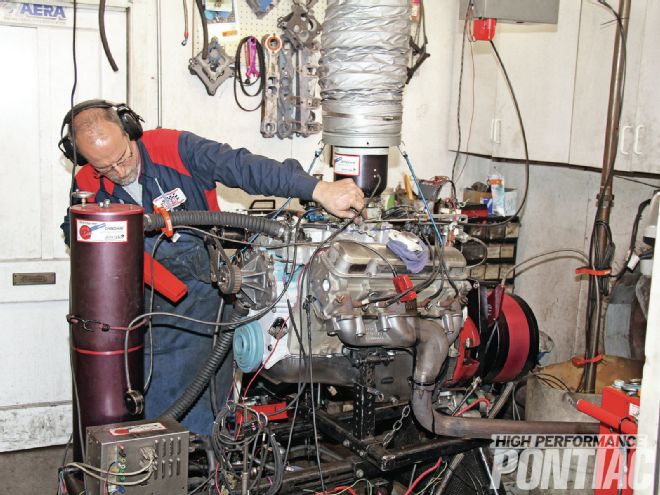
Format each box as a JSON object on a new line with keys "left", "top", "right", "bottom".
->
{"left": 60, "top": 100, "right": 365, "bottom": 433}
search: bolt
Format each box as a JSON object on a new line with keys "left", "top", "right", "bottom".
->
{"left": 342, "top": 439, "right": 351, "bottom": 448}
{"left": 355, "top": 469, "right": 364, "bottom": 478}
{"left": 358, "top": 450, "right": 366, "bottom": 458}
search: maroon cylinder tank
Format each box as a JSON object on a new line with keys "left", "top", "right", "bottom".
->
{"left": 69, "top": 203, "right": 144, "bottom": 461}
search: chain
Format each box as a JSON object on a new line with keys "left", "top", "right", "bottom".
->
{"left": 382, "top": 404, "right": 411, "bottom": 448}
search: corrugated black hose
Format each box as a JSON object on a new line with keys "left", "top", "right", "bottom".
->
{"left": 161, "top": 302, "right": 249, "bottom": 421}
{"left": 143, "top": 211, "right": 287, "bottom": 240}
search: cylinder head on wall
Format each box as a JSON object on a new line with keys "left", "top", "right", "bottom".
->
{"left": 319, "top": 0, "right": 411, "bottom": 148}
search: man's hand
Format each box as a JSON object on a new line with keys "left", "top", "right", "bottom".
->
{"left": 312, "top": 179, "right": 367, "bottom": 222}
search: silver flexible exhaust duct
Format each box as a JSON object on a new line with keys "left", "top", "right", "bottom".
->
{"left": 320, "top": 0, "right": 410, "bottom": 196}
{"left": 319, "top": 0, "right": 410, "bottom": 147}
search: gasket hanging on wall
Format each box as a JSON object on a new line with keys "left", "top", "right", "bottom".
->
{"left": 258, "top": 0, "right": 322, "bottom": 139}
{"left": 277, "top": 0, "right": 321, "bottom": 49}
{"left": 188, "top": 0, "right": 235, "bottom": 96}
{"left": 189, "top": 37, "right": 236, "bottom": 96}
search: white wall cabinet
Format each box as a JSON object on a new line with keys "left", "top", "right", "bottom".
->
{"left": 491, "top": 0, "right": 581, "bottom": 164}
{"left": 449, "top": 0, "right": 660, "bottom": 175}
{"left": 629, "top": 0, "right": 660, "bottom": 174}
{"left": 449, "top": 0, "right": 581, "bottom": 164}
{"left": 569, "top": 0, "right": 649, "bottom": 172}
{"left": 447, "top": 23, "right": 499, "bottom": 159}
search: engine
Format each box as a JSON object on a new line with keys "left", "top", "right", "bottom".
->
{"left": 232, "top": 210, "right": 539, "bottom": 437}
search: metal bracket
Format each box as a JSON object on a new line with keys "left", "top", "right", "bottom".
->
{"left": 189, "top": 37, "right": 235, "bottom": 96}
{"left": 277, "top": 3, "right": 322, "bottom": 49}
{"left": 277, "top": 38, "right": 297, "bottom": 139}
{"left": 353, "top": 361, "right": 377, "bottom": 439}
{"left": 261, "top": 34, "right": 282, "bottom": 138}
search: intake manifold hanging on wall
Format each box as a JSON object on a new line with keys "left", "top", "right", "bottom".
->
{"left": 319, "top": 0, "right": 411, "bottom": 148}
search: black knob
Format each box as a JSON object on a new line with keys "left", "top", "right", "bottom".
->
{"left": 124, "top": 388, "right": 144, "bottom": 415}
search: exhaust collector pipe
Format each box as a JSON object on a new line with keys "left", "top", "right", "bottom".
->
{"left": 334, "top": 314, "right": 599, "bottom": 439}
{"left": 411, "top": 385, "right": 599, "bottom": 439}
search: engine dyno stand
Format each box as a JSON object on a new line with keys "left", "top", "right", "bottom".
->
{"left": 239, "top": 289, "right": 541, "bottom": 493}
{"left": 61, "top": 206, "right": 601, "bottom": 494}
{"left": 230, "top": 398, "right": 484, "bottom": 495}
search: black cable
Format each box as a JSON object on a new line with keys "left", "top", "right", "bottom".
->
{"left": 210, "top": 298, "right": 226, "bottom": 419}
{"left": 480, "top": 40, "right": 529, "bottom": 228}
{"left": 233, "top": 36, "right": 266, "bottom": 112}
{"left": 532, "top": 372, "right": 571, "bottom": 392}
{"left": 144, "top": 233, "right": 166, "bottom": 393}
{"left": 66, "top": 0, "right": 86, "bottom": 468}
{"left": 381, "top": 236, "right": 444, "bottom": 305}
{"left": 60, "top": 435, "right": 72, "bottom": 467}
{"left": 440, "top": 453, "right": 487, "bottom": 495}
{"left": 211, "top": 404, "right": 283, "bottom": 495}
{"left": 292, "top": 205, "right": 372, "bottom": 489}
{"left": 451, "top": 0, "right": 473, "bottom": 184}
{"left": 67, "top": 0, "right": 79, "bottom": 206}
{"left": 195, "top": 0, "right": 208, "bottom": 59}
{"left": 305, "top": 299, "right": 324, "bottom": 491}
{"left": 612, "top": 196, "right": 653, "bottom": 279}
{"left": 99, "top": 0, "right": 119, "bottom": 71}
{"left": 127, "top": 221, "right": 302, "bottom": 331}
{"left": 455, "top": 39, "right": 477, "bottom": 184}
{"left": 406, "top": 0, "right": 430, "bottom": 84}
{"left": 363, "top": 205, "right": 460, "bottom": 306}
{"left": 585, "top": 0, "right": 628, "bottom": 300}
{"left": 281, "top": 296, "right": 313, "bottom": 471}
{"left": 581, "top": 0, "right": 629, "bottom": 384}
{"left": 187, "top": 472, "right": 213, "bottom": 494}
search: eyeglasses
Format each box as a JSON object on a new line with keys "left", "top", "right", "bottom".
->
{"left": 94, "top": 141, "right": 134, "bottom": 174}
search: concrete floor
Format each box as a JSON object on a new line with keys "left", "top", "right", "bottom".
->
{"left": 0, "top": 444, "right": 66, "bottom": 493}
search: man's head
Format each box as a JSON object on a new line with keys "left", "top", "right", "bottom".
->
{"left": 59, "top": 100, "right": 144, "bottom": 186}
{"left": 72, "top": 107, "right": 139, "bottom": 186}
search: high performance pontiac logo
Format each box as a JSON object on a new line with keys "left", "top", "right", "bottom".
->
{"left": 489, "top": 434, "right": 654, "bottom": 491}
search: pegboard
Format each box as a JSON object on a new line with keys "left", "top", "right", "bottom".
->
{"left": 189, "top": 0, "right": 328, "bottom": 59}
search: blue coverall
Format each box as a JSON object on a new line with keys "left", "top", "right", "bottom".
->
{"left": 62, "top": 129, "right": 318, "bottom": 433}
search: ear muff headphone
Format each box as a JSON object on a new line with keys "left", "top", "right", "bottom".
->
{"left": 58, "top": 99, "right": 144, "bottom": 166}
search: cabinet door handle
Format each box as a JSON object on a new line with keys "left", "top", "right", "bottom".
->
{"left": 619, "top": 125, "right": 632, "bottom": 155}
{"left": 634, "top": 125, "right": 645, "bottom": 155}
{"left": 492, "top": 118, "right": 502, "bottom": 144}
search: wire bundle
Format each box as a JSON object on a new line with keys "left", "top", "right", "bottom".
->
{"left": 211, "top": 402, "right": 283, "bottom": 495}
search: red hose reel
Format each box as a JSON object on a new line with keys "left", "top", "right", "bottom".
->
{"left": 445, "top": 288, "right": 539, "bottom": 386}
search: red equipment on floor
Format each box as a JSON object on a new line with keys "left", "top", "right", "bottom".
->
{"left": 577, "top": 386, "right": 640, "bottom": 495}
